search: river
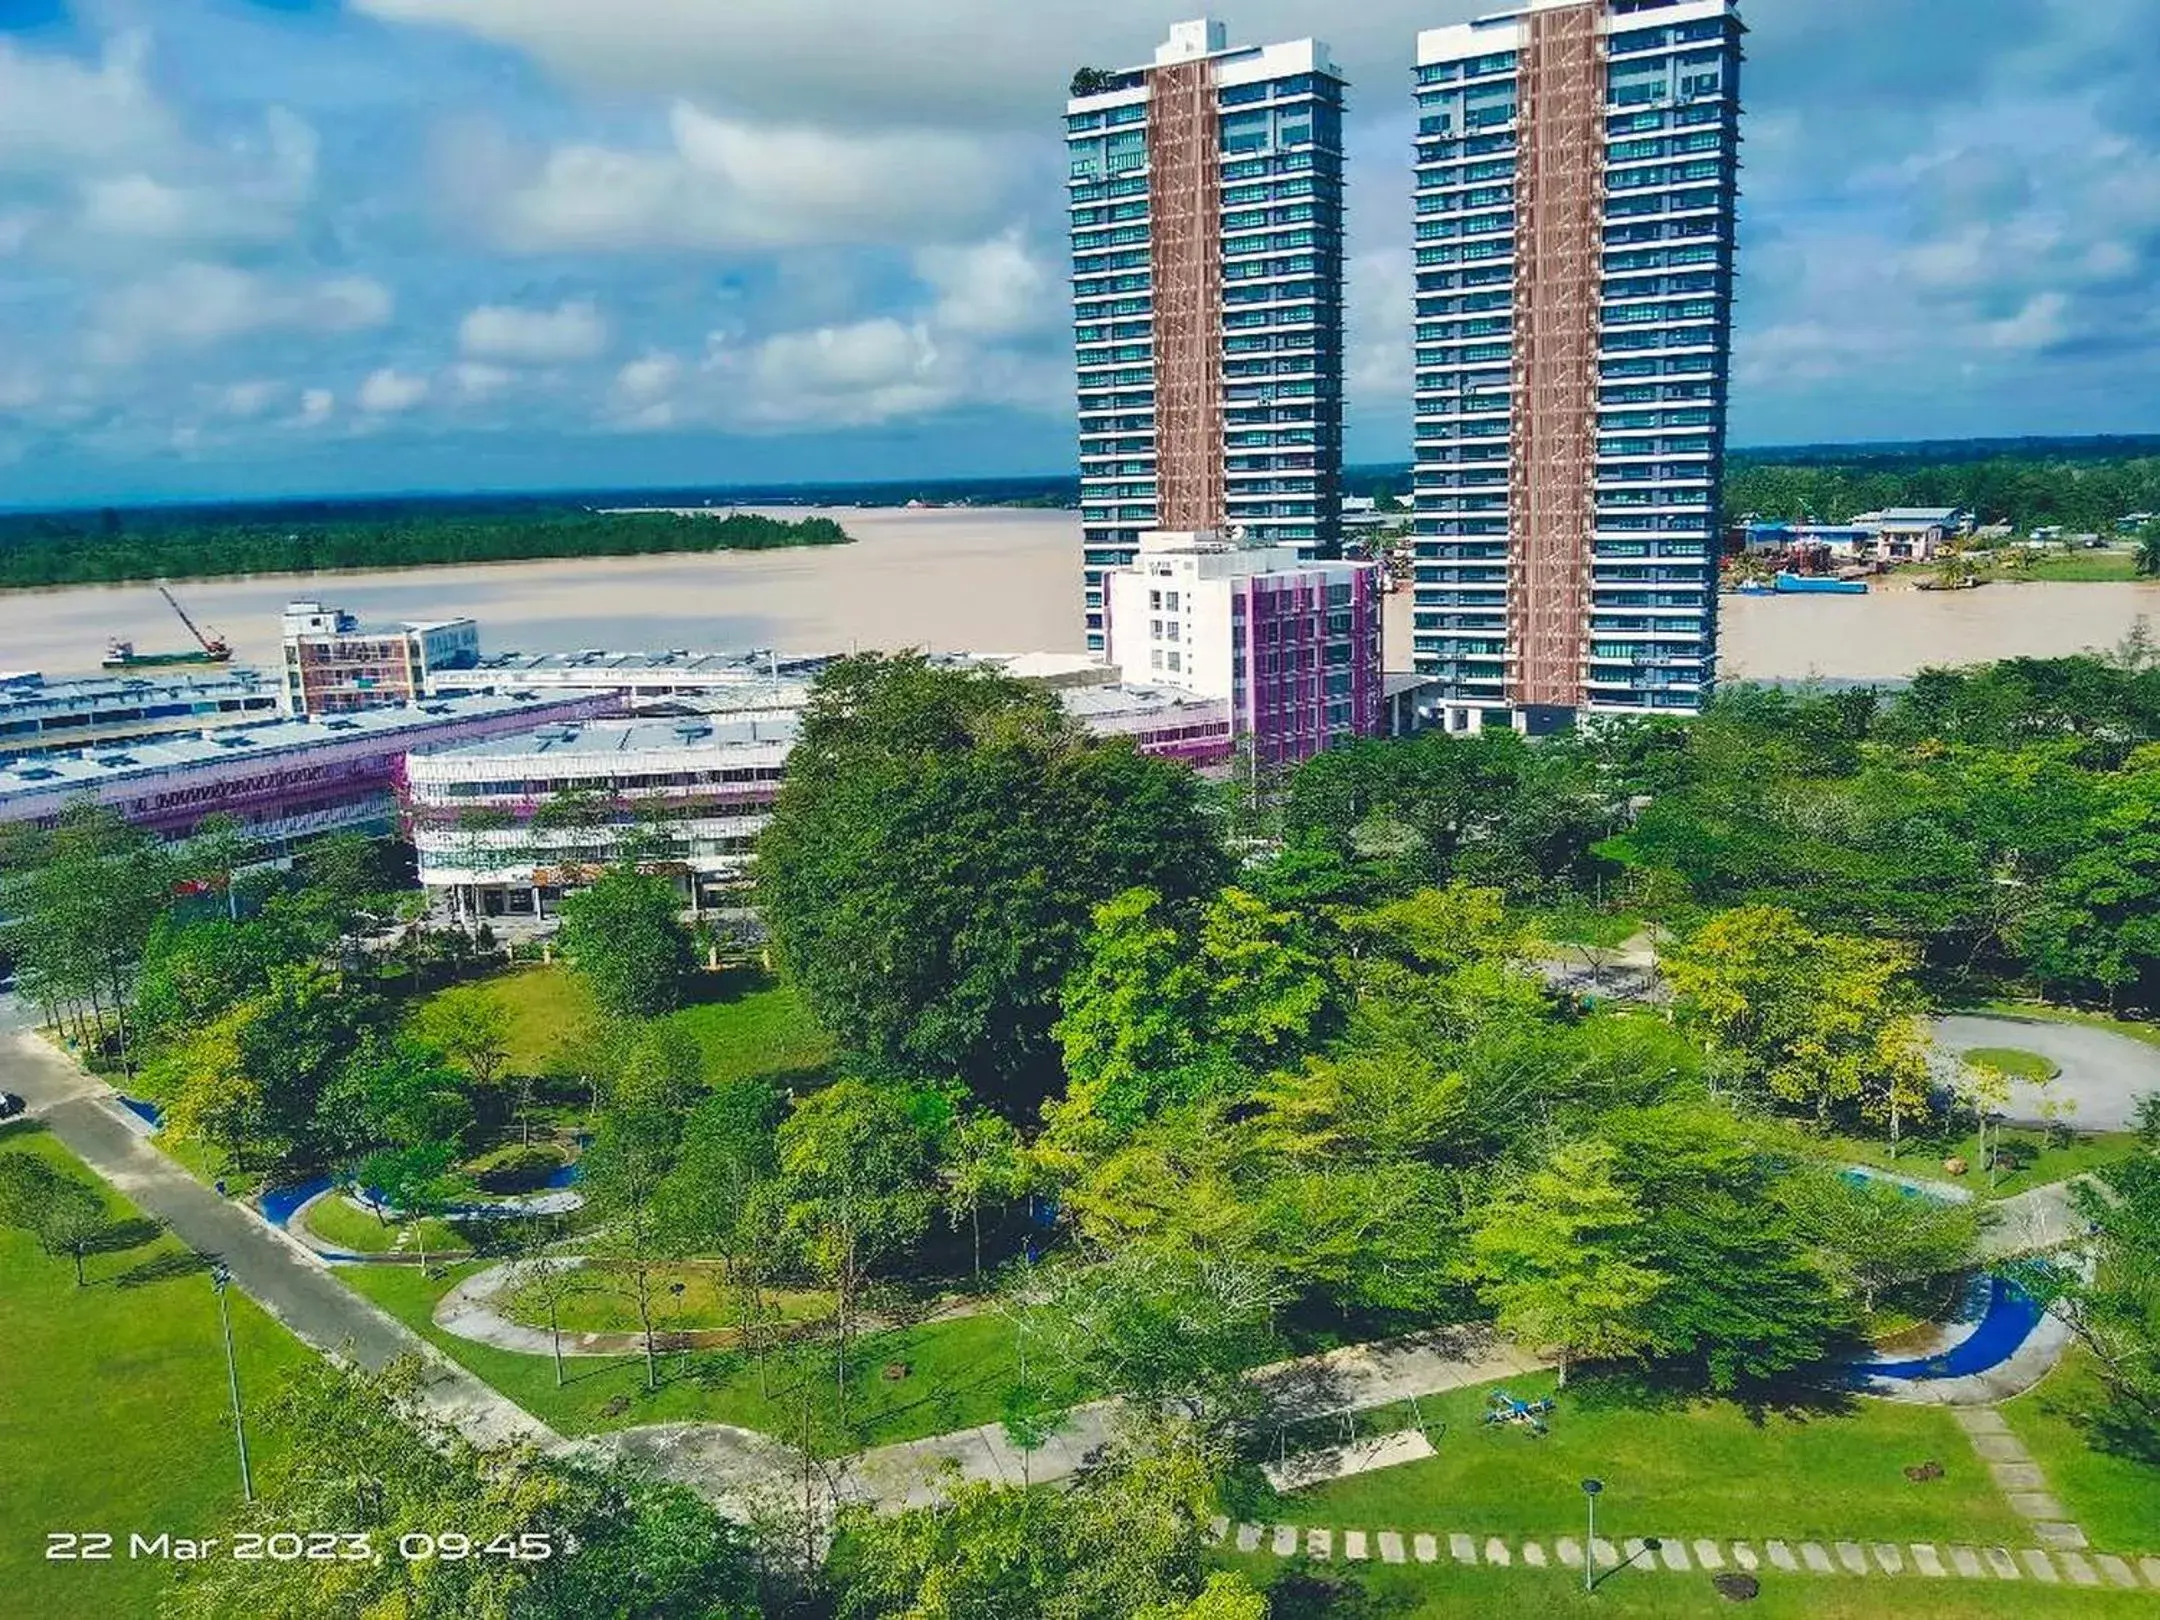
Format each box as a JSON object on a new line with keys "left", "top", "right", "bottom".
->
{"left": 1, "top": 506, "right": 2154, "bottom": 683}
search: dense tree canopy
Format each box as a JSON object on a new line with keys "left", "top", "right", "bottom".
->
{"left": 755, "top": 655, "right": 1227, "bottom": 1110}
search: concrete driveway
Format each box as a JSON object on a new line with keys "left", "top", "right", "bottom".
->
{"left": 1933, "top": 1012, "right": 2160, "bottom": 1132}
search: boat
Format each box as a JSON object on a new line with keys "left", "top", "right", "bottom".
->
{"left": 100, "top": 584, "right": 235, "bottom": 668}
{"left": 102, "top": 639, "right": 233, "bottom": 670}
{"left": 1772, "top": 571, "right": 1869, "bottom": 596}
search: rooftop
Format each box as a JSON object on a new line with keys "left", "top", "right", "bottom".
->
{"left": 424, "top": 712, "right": 801, "bottom": 763}
{"left": 0, "top": 689, "right": 601, "bottom": 802}
{"left": 0, "top": 665, "right": 281, "bottom": 715}
{"left": 454, "top": 648, "right": 841, "bottom": 680}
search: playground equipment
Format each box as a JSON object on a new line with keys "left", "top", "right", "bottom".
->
{"left": 1483, "top": 1388, "right": 1557, "bottom": 1436}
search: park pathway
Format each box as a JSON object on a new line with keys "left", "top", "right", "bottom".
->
{"left": 1201, "top": 1515, "right": 2159, "bottom": 1591}
{"left": 1953, "top": 1407, "right": 2091, "bottom": 1553}
{"left": 1935, "top": 1011, "right": 2160, "bottom": 1131}
{"left": 0, "top": 1021, "right": 559, "bottom": 1455}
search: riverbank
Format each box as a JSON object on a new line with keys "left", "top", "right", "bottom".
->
{"left": 2, "top": 506, "right": 2152, "bottom": 683}
{"left": 0, "top": 506, "right": 1085, "bottom": 674}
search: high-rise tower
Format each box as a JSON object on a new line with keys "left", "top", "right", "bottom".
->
{"left": 1410, "top": 0, "right": 1743, "bottom": 729}
{"left": 1066, "top": 19, "right": 1348, "bottom": 655}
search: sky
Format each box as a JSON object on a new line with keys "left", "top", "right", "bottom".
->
{"left": 0, "top": 0, "right": 2155, "bottom": 505}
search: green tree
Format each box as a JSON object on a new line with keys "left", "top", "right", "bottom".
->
{"left": 1787, "top": 1170, "right": 1980, "bottom": 1315}
{"left": 167, "top": 1358, "right": 760, "bottom": 1620}
{"left": 2019, "top": 767, "right": 2160, "bottom": 1009}
{"left": 776, "top": 1076, "right": 940, "bottom": 1402}
{"left": 655, "top": 1078, "right": 792, "bottom": 1394}
{"left": 2135, "top": 520, "right": 2160, "bottom": 579}
{"left": 154, "top": 963, "right": 384, "bottom": 1172}
{"left": 1026, "top": 1246, "right": 1284, "bottom": 1432}
{"left": 1053, "top": 886, "right": 1336, "bottom": 1140}
{"left": 831, "top": 1417, "right": 1231, "bottom": 1620}
{"left": 582, "top": 1029, "right": 701, "bottom": 1391}
{"left": 356, "top": 1139, "right": 470, "bottom": 1271}
{"left": 2017, "top": 1151, "right": 2160, "bottom": 1447}
{"left": 755, "top": 654, "right": 1226, "bottom": 1111}
{"left": 1467, "top": 1139, "right": 1665, "bottom": 1386}
{"left": 290, "top": 831, "right": 405, "bottom": 976}
{"left": 555, "top": 863, "right": 697, "bottom": 1020}
{"left": 1599, "top": 1104, "right": 1854, "bottom": 1388}
{"left": 0, "top": 801, "right": 170, "bottom": 1076}
{"left": 0, "top": 1152, "right": 110, "bottom": 1285}
{"left": 944, "top": 1108, "right": 1028, "bottom": 1281}
{"left": 1665, "top": 905, "right": 1932, "bottom": 1130}
{"left": 417, "top": 983, "right": 515, "bottom": 1110}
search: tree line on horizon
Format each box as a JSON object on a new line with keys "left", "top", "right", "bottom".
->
{"left": 0, "top": 508, "right": 850, "bottom": 590}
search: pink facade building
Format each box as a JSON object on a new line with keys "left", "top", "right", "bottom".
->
{"left": 1103, "top": 530, "right": 1383, "bottom": 766}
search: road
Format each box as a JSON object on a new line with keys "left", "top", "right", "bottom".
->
{"left": 0, "top": 999, "right": 557, "bottom": 1454}
{"left": 1934, "top": 1012, "right": 2160, "bottom": 1132}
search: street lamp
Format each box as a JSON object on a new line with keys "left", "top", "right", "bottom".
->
{"left": 1580, "top": 1477, "right": 1603, "bottom": 1593}
{"left": 210, "top": 1263, "right": 254, "bottom": 1503}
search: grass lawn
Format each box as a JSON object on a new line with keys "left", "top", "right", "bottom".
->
{"left": 338, "top": 1261, "right": 1079, "bottom": 1453}
{"left": 1960, "top": 1045, "right": 2060, "bottom": 1082}
{"left": 1227, "top": 1553, "right": 2160, "bottom": 1618}
{"left": 298, "top": 1189, "right": 470, "bottom": 1258}
{"left": 1820, "top": 1126, "right": 2141, "bottom": 1197}
{"left": 498, "top": 1261, "right": 827, "bottom": 1336}
{"left": 0, "top": 1122, "right": 317, "bottom": 1618}
{"left": 433, "top": 964, "right": 835, "bottom": 1090}
{"left": 1251, "top": 1370, "right": 2029, "bottom": 1547}
{"left": 2000, "top": 1348, "right": 2160, "bottom": 1554}
{"left": 2002, "top": 550, "right": 2142, "bottom": 583}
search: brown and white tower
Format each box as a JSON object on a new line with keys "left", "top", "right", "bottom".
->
{"left": 1066, "top": 20, "right": 1348, "bottom": 654}
{"left": 1411, "top": 0, "right": 1744, "bottom": 730}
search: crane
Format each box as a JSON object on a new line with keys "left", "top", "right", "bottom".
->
{"left": 103, "top": 583, "right": 235, "bottom": 668}
{"left": 157, "top": 583, "right": 233, "bottom": 660}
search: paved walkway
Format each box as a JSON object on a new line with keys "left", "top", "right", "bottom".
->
{"left": 1985, "top": 1179, "right": 2090, "bottom": 1257}
{"left": 591, "top": 1322, "right": 1550, "bottom": 1513}
{"left": 1935, "top": 1012, "right": 2160, "bottom": 1131}
{"left": 1952, "top": 1407, "right": 2092, "bottom": 1553}
{"left": 0, "top": 1020, "right": 558, "bottom": 1455}
{"left": 1205, "top": 1516, "right": 2160, "bottom": 1590}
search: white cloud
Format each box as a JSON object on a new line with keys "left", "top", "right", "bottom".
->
{"left": 451, "top": 361, "right": 515, "bottom": 398}
{"left": 458, "top": 297, "right": 607, "bottom": 362}
{"left": 214, "top": 379, "right": 283, "bottom": 418}
{"left": 742, "top": 318, "right": 949, "bottom": 425}
{"left": 1346, "top": 247, "right": 1414, "bottom": 402}
{"left": 0, "top": 32, "right": 174, "bottom": 175}
{"left": 78, "top": 173, "right": 285, "bottom": 245}
{"left": 915, "top": 229, "right": 1054, "bottom": 339}
{"left": 353, "top": 0, "right": 1472, "bottom": 131}
{"left": 296, "top": 388, "right": 335, "bottom": 426}
{"left": 492, "top": 102, "right": 1006, "bottom": 252}
{"left": 1984, "top": 291, "right": 2071, "bottom": 352}
{"left": 613, "top": 351, "right": 681, "bottom": 402}
{"left": 0, "top": 369, "right": 41, "bottom": 412}
{"left": 358, "top": 367, "right": 430, "bottom": 414}
{"left": 88, "top": 263, "right": 391, "bottom": 364}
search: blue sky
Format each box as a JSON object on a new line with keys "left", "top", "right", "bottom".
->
{"left": 0, "top": 0, "right": 2155, "bottom": 504}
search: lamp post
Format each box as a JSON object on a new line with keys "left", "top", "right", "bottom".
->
{"left": 210, "top": 1263, "right": 254, "bottom": 1503}
{"left": 1580, "top": 1477, "right": 1603, "bottom": 1593}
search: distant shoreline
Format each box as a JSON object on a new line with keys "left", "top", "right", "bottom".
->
{"left": 0, "top": 509, "right": 850, "bottom": 595}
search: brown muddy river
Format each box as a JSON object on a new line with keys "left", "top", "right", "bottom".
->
{"left": 0, "top": 506, "right": 2153, "bottom": 683}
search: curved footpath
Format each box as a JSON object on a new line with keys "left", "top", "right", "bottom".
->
{"left": 1933, "top": 1011, "right": 2160, "bottom": 1131}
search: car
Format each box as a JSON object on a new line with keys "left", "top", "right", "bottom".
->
{"left": 0, "top": 1092, "right": 25, "bottom": 1121}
